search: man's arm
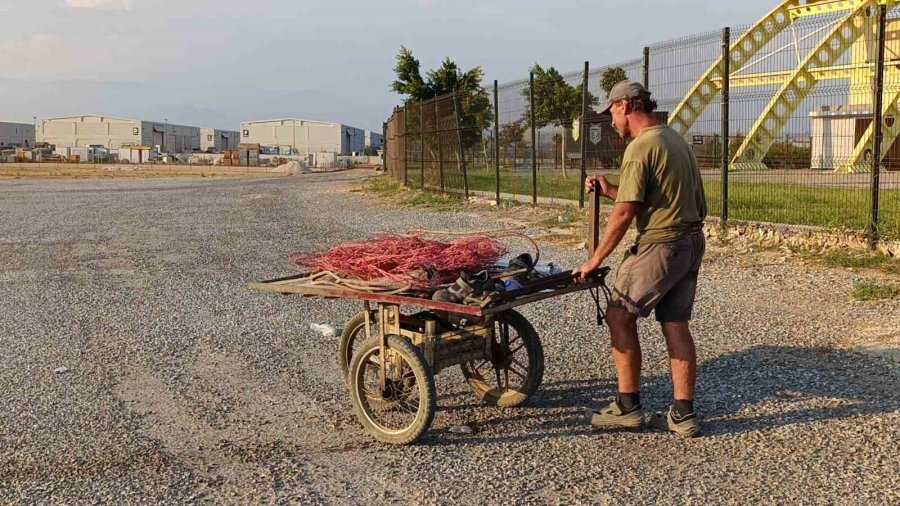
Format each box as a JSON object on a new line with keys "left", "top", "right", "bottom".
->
{"left": 573, "top": 201, "right": 639, "bottom": 280}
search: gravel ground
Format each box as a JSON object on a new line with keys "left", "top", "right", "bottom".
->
{"left": 1, "top": 169, "right": 898, "bottom": 505}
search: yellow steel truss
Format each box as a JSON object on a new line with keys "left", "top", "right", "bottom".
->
{"left": 730, "top": 0, "right": 897, "bottom": 171}
{"left": 838, "top": 86, "right": 900, "bottom": 172}
{"left": 668, "top": 0, "right": 803, "bottom": 137}
{"left": 789, "top": 0, "right": 893, "bottom": 20}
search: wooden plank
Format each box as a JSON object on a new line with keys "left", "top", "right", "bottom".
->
{"left": 249, "top": 268, "right": 610, "bottom": 318}
{"left": 247, "top": 280, "right": 485, "bottom": 317}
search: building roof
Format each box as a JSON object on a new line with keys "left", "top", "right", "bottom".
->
{"left": 43, "top": 114, "right": 142, "bottom": 123}
{"left": 42, "top": 115, "right": 206, "bottom": 128}
{"left": 241, "top": 118, "right": 342, "bottom": 127}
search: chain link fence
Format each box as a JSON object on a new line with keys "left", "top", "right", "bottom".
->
{"left": 386, "top": 3, "right": 900, "bottom": 247}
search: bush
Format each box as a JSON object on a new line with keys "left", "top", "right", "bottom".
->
{"left": 762, "top": 142, "right": 811, "bottom": 170}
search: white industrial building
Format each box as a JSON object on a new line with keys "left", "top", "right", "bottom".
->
{"left": 240, "top": 118, "right": 373, "bottom": 155}
{"left": 365, "top": 130, "right": 384, "bottom": 152}
{"left": 200, "top": 128, "right": 240, "bottom": 153}
{"left": 38, "top": 115, "right": 203, "bottom": 153}
{"left": 0, "top": 121, "right": 36, "bottom": 148}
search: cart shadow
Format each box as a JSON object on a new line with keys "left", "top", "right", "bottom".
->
{"left": 422, "top": 345, "right": 900, "bottom": 446}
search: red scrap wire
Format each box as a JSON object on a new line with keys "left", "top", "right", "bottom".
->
{"left": 289, "top": 233, "right": 506, "bottom": 290}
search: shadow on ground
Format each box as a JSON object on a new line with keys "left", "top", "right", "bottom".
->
{"left": 423, "top": 346, "right": 900, "bottom": 446}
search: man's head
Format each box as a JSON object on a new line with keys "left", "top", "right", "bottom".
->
{"left": 599, "top": 80, "right": 658, "bottom": 139}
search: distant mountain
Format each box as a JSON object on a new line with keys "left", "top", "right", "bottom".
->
{"left": 0, "top": 78, "right": 393, "bottom": 132}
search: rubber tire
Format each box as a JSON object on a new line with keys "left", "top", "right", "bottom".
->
{"left": 460, "top": 309, "right": 544, "bottom": 407}
{"left": 349, "top": 335, "right": 436, "bottom": 445}
{"left": 338, "top": 311, "right": 377, "bottom": 380}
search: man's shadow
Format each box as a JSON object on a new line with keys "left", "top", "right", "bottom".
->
{"left": 426, "top": 345, "right": 899, "bottom": 445}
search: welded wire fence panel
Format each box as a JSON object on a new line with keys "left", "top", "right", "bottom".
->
{"left": 725, "top": 10, "right": 878, "bottom": 233}
{"left": 383, "top": 7, "right": 900, "bottom": 245}
{"left": 385, "top": 107, "right": 406, "bottom": 182}
{"left": 880, "top": 12, "right": 900, "bottom": 242}
{"left": 582, "top": 58, "right": 644, "bottom": 204}
{"left": 649, "top": 29, "right": 728, "bottom": 217}
{"left": 495, "top": 78, "right": 534, "bottom": 203}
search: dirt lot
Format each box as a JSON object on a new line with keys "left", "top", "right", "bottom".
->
{"left": 0, "top": 169, "right": 897, "bottom": 504}
{"left": 0, "top": 163, "right": 302, "bottom": 179}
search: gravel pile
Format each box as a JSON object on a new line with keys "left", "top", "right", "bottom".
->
{"left": 0, "top": 171, "right": 897, "bottom": 504}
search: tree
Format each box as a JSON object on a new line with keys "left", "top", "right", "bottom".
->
{"left": 391, "top": 46, "right": 429, "bottom": 101}
{"left": 499, "top": 120, "right": 526, "bottom": 165}
{"left": 600, "top": 66, "right": 628, "bottom": 97}
{"left": 391, "top": 47, "right": 493, "bottom": 170}
{"left": 522, "top": 64, "right": 598, "bottom": 177}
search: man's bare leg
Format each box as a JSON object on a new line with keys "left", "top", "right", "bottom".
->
{"left": 660, "top": 321, "right": 696, "bottom": 401}
{"left": 606, "top": 306, "right": 641, "bottom": 394}
{"left": 586, "top": 305, "right": 644, "bottom": 428}
{"left": 650, "top": 321, "right": 701, "bottom": 436}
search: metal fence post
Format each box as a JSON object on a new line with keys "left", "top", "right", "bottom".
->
{"left": 493, "top": 80, "right": 500, "bottom": 205}
{"left": 420, "top": 102, "right": 425, "bottom": 189}
{"left": 721, "top": 27, "right": 731, "bottom": 225}
{"left": 383, "top": 120, "right": 389, "bottom": 178}
{"left": 643, "top": 47, "right": 650, "bottom": 88}
{"left": 530, "top": 71, "right": 537, "bottom": 207}
{"left": 870, "top": 5, "right": 887, "bottom": 250}
{"left": 403, "top": 107, "right": 409, "bottom": 186}
{"left": 452, "top": 92, "right": 469, "bottom": 199}
{"left": 579, "top": 61, "right": 589, "bottom": 209}
{"left": 436, "top": 100, "right": 444, "bottom": 193}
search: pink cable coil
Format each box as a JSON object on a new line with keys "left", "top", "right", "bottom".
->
{"left": 289, "top": 233, "right": 507, "bottom": 290}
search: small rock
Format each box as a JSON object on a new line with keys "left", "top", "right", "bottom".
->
{"left": 53, "top": 366, "right": 69, "bottom": 375}
{"left": 448, "top": 424, "right": 475, "bottom": 435}
{"left": 310, "top": 323, "right": 337, "bottom": 338}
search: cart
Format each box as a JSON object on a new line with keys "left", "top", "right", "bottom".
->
{"left": 248, "top": 267, "right": 611, "bottom": 445}
{"left": 249, "top": 193, "right": 609, "bottom": 445}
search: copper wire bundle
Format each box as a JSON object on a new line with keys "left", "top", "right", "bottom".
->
{"left": 289, "top": 233, "right": 508, "bottom": 291}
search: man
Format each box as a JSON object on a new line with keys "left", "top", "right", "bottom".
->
{"left": 573, "top": 80, "right": 707, "bottom": 437}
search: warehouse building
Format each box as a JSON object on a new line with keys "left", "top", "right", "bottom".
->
{"left": 200, "top": 128, "right": 240, "bottom": 153}
{"left": 0, "top": 121, "right": 36, "bottom": 148}
{"left": 365, "top": 130, "right": 384, "bottom": 154}
{"left": 38, "top": 115, "right": 202, "bottom": 153}
{"left": 240, "top": 118, "right": 368, "bottom": 155}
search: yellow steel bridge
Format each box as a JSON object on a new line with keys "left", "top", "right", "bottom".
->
{"left": 669, "top": 0, "right": 900, "bottom": 172}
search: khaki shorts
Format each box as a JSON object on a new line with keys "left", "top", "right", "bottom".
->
{"left": 609, "top": 231, "right": 705, "bottom": 322}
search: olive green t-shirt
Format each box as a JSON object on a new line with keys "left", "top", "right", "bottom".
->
{"left": 616, "top": 124, "right": 707, "bottom": 243}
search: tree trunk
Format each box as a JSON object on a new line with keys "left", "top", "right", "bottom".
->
{"left": 561, "top": 130, "right": 568, "bottom": 178}
{"left": 513, "top": 142, "right": 517, "bottom": 171}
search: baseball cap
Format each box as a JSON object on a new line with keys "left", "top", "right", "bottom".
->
{"left": 598, "top": 80, "right": 652, "bottom": 116}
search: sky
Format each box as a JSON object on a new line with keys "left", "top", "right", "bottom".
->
{"left": 0, "top": 0, "right": 769, "bottom": 131}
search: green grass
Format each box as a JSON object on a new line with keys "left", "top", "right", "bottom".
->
{"left": 366, "top": 175, "right": 405, "bottom": 195}
{"left": 535, "top": 208, "right": 585, "bottom": 229}
{"left": 406, "top": 167, "right": 899, "bottom": 240}
{"left": 363, "top": 176, "right": 461, "bottom": 211}
{"left": 852, "top": 282, "right": 900, "bottom": 301}
{"left": 821, "top": 250, "right": 900, "bottom": 275}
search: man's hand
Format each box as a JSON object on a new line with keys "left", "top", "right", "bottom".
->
{"left": 584, "top": 175, "right": 616, "bottom": 200}
{"left": 572, "top": 257, "right": 603, "bottom": 283}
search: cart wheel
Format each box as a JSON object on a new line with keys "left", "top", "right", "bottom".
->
{"left": 338, "top": 311, "right": 378, "bottom": 380}
{"left": 460, "top": 309, "right": 544, "bottom": 407}
{"left": 349, "top": 335, "right": 436, "bottom": 445}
